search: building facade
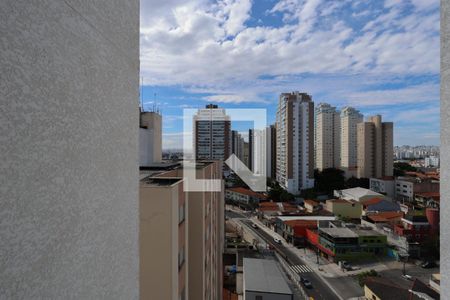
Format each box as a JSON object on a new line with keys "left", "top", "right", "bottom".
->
{"left": 231, "top": 130, "right": 245, "bottom": 162}
{"left": 340, "top": 107, "right": 363, "bottom": 177}
{"left": 139, "top": 111, "right": 162, "bottom": 166}
{"left": 266, "top": 124, "right": 277, "bottom": 179}
{"left": 357, "top": 115, "right": 393, "bottom": 178}
{"left": 315, "top": 103, "right": 340, "bottom": 170}
{"left": 140, "top": 176, "right": 187, "bottom": 300}
{"left": 140, "top": 161, "right": 224, "bottom": 300}
{"left": 194, "top": 104, "right": 231, "bottom": 161}
{"left": 276, "top": 92, "right": 315, "bottom": 194}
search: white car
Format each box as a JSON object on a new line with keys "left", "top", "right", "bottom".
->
{"left": 273, "top": 237, "right": 282, "bottom": 244}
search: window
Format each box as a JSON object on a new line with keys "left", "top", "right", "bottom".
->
{"left": 256, "top": 296, "right": 263, "bottom": 300}
{"left": 178, "top": 247, "right": 185, "bottom": 269}
{"left": 179, "top": 203, "right": 185, "bottom": 224}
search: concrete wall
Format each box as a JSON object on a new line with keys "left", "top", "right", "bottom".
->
{"left": 0, "top": 1, "right": 139, "bottom": 299}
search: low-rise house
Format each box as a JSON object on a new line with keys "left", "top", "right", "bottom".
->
{"left": 415, "top": 192, "right": 440, "bottom": 208}
{"left": 394, "top": 215, "right": 432, "bottom": 242}
{"left": 304, "top": 199, "right": 321, "bottom": 213}
{"left": 364, "top": 277, "right": 439, "bottom": 300}
{"left": 361, "top": 198, "right": 401, "bottom": 215}
{"left": 325, "top": 199, "right": 362, "bottom": 220}
{"left": 226, "top": 187, "right": 268, "bottom": 208}
{"left": 365, "top": 211, "right": 404, "bottom": 226}
{"left": 395, "top": 176, "right": 439, "bottom": 203}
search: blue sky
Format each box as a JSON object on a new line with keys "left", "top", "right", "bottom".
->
{"left": 140, "top": 0, "right": 440, "bottom": 149}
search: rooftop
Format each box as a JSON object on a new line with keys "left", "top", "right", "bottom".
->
{"left": 243, "top": 258, "right": 292, "bottom": 295}
{"left": 337, "top": 187, "right": 383, "bottom": 200}
{"left": 140, "top": 176, "right": 182, "bottom": 187}
{"left": 227, "top": 187, "right": 268, "bottom": 200}
{"left": 319, "top": 227, "right": 358, "bottom": 238}
{"left": 367, "top": 211, "right": 404, "bottom": 222}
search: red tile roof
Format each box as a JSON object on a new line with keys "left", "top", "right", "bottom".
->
{"left": 368, "top": 211, "right": 404, "bottom": 222}
{"left": 283, "top": 220, "right": 317, "bottom": 227}
{"left": 304, "top": 199, "right": 319, "bottom": 206}
{"left": 415, "top": 192, "right": 440, "bottom": 201}
{"left": 361, "top": 197, "right": 384, "bottom": 206}
{"left": 227, "top": 187, "right": 268, "bottom": 200}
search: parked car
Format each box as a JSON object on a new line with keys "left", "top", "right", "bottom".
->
{"left": 421, "top": 261, "right": 437, "bottom": 269}
{"left": 402, "top": 274, "right": 413, "bottom": 281}
{"left": 300, "top": 277, "right": 312, "bottom": 289}
{"left": 341, "top": 261, "right": 352, "bottom": 271}
{"left": 273, "top": 237, "right": 282, "bottom": 244}
{"left": 251, "top": 223, "right": 258, "bottom": 229}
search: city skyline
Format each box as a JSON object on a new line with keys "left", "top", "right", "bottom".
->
{"left": 140, "top": 0, "right": 440, "bottom": 148}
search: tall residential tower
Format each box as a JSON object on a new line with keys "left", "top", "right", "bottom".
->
{"left": 276, "top": 92, "right": 314, "bottom": 194}
{"left": 357, "top": 115, "right": 394, "bottom": 178}
{"left": 340, "top": 107, "right": 363, "bottom": 177}
{"left": 194, "top": 104, "right": 231, "bottom": 161}
{"left": 314, "top": 103, "right": 340, "bottom": 171}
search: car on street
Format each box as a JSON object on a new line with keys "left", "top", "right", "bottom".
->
{"left": 273, "top": 237, "right": 282, "bottom": 244}
{"left": 300, "top": 277, "right": 312, "bottom": 289}
{"left": 421, "top": 261, "right": 437, "bottom": 268}
{"left": 251, "top": 223, "right": 258, "bottom": 229}
{"left": 402, "top": 274, "right": 413, "bottom": 280}
{"left": 341, "top": 261, "right": 352, "bottom": 271}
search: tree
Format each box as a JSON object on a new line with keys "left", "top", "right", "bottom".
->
{"left": 314, "top": 168, "right": 346, "bottom": 196}
{"left": 356, "top": 269, "right": 378, "bottom": 286}
{"left": 346, "top": 177, "right": 369, "bottom": 189}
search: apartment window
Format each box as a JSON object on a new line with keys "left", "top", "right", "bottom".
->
{"left": 178, "top": 247, "right": 185, "bottom": 270}
{"left": 179, "top": 203, "right": 185, "bottom": 224}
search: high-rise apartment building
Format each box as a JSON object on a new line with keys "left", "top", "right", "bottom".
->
{"left": 266, "top": 125, "right": 277, "bottom": 179}
{"left": 231, "top": 130, "right": 245, "bottom": 161}
{"left": 340, "top": 107, "right": 364, "bottom": 177}
{"left": 251, "top": 129, "right": 266, "bottom": 176}
{"left": 194, "top": 104, "right": 231, "bottom": 161}
{"left": 315, "top": 103, "right": 340, "bottom": 171}
{"left": 357, "top": 115, "right": 394, "bottom": 178}
{"left": 248, "top": 129, "right": 254, "bottom": 171}
{"left": 140, "top": 174, "right": 187, "bottom": 300}
{"left": 139, "top": 161, "right": 224, "bottom": 300}
{"left": 276, "top": 92, "right": 315, "bottom": 194}
{"left": 139, "top": 110, "right": 162, "bottom": 165}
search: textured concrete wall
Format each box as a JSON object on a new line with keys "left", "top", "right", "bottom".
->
{"left": 441, "top": 0, "right": 449, "bottom": 296}
{"left": 0, "top": 1, "right": 139, "bottom": 299}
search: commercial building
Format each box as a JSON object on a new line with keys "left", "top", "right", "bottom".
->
{"left": 139, "top": 111, "right": 162, "bottom": 165}
{"left": 334, "top": 187, "right": 385, "bottom": 202}
{"left": 325, "top": 199, "right": 363, "bottom": 220}
{"left": 425, "top": 156, "right": 440, "bottom": 167}
{"left": 194, "top": 104, "right": 231, "bottom": 161}
{"left": 310, "top": 226, "right": 387, "bottom": 262}
{"left": 357, "top": 115, "right": 394, "bottom": 178}
{"left": 315, "top": 103, "right": 340, "bottom": 170}
{"left": 364, "top": 277, "right": 439, "bottom": 300}
{"left": 140, "top": 161, "right": 224, "bottom": 300}
{"left": 369, "top": 177, "right": 395, "bottom": 198}
{"left": 1, "top": 2, "right": 139, "bottom": 298}
{"left": 340, "top": 107, "right": 363, "bottom": 177}
{"left": 266, "top": 125, "right": 277, "bottom": 179}
{"left": 276, "top": 92, "right": 315, "bottom": 194}
{"left": 243, "top": 258, "right": 293, "bottom": 300}
{"left": 395, "top": 176, "right": 439, "bottom": 203}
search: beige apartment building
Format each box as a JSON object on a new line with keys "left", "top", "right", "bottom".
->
{"left": 139, "top": 161, "right": 224, "bottom": 300}
{"left": 357, "top": 115, "right": 393, "bottom": 178}
{"left": 340, "top": 107, "right": 363, "bottom": 177}
{"left": 276, "top": 92, "right": 315, "bottom": 194}
{"left": 315, "top": 103, "right": 340, "bottom": 171}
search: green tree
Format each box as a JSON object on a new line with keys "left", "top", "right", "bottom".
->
{"left": 314, "top": 168, "right": 346, "bottom": 196}
{"left": 356, "top": 269, "right": 378, "bottom": 286}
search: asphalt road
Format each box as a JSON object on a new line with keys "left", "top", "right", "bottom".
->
{"left": 239, "top": 218, "right": 340, "bottom": 300}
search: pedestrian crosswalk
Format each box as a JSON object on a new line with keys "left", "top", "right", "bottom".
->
{"left": 290, "top": 264, "right": 313, "bottom": 273}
